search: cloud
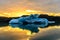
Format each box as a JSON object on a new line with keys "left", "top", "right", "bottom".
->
{"left": 0, "top": 0, "right": 60, "bottom": 13}
{"left": 27, "top": 0, "right": 60, "bottom": 13}
{"left": 0, "top": 0, "right": 27, "bottom": 13}
{"left": 29, "top": 27, "right": 60, "bottom": 40}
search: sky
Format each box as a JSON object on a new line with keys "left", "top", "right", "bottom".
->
{"left": 0, "top": 0, "right": 60, "bottom": 13}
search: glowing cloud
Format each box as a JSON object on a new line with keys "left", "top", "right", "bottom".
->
{"left": 0, "top": 0, "right": 60, "bottom": 13}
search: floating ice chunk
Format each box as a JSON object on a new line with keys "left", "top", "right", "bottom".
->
{"left": 9, "top": 19, "right": 19, "bottom": 23}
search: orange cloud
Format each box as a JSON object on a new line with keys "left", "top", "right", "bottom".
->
{"left": 0, "top": 0, "right": 60, "bottom": 13}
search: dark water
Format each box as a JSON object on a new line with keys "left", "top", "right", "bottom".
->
{"left": 0, "top": 25, "right": 31, "bottom": 40}
{"left": 29, "top": 26, "right": 60, "bottom": 40}
{"left": 0, "top": 15, "right": 60, "bottom": 40}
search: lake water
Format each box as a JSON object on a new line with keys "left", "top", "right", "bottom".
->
{"left": 0, "top": 25, "right": 60, "bottom": 40}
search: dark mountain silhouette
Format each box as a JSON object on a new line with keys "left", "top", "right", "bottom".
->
{"left": 38, "top": 14, "right": 60, "bottom": 26}
{"left": 0, "top": 14, "right": 60, "bottom": 27}
{"left": 0, "top": 16, "right": 19, "bottom": 27}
